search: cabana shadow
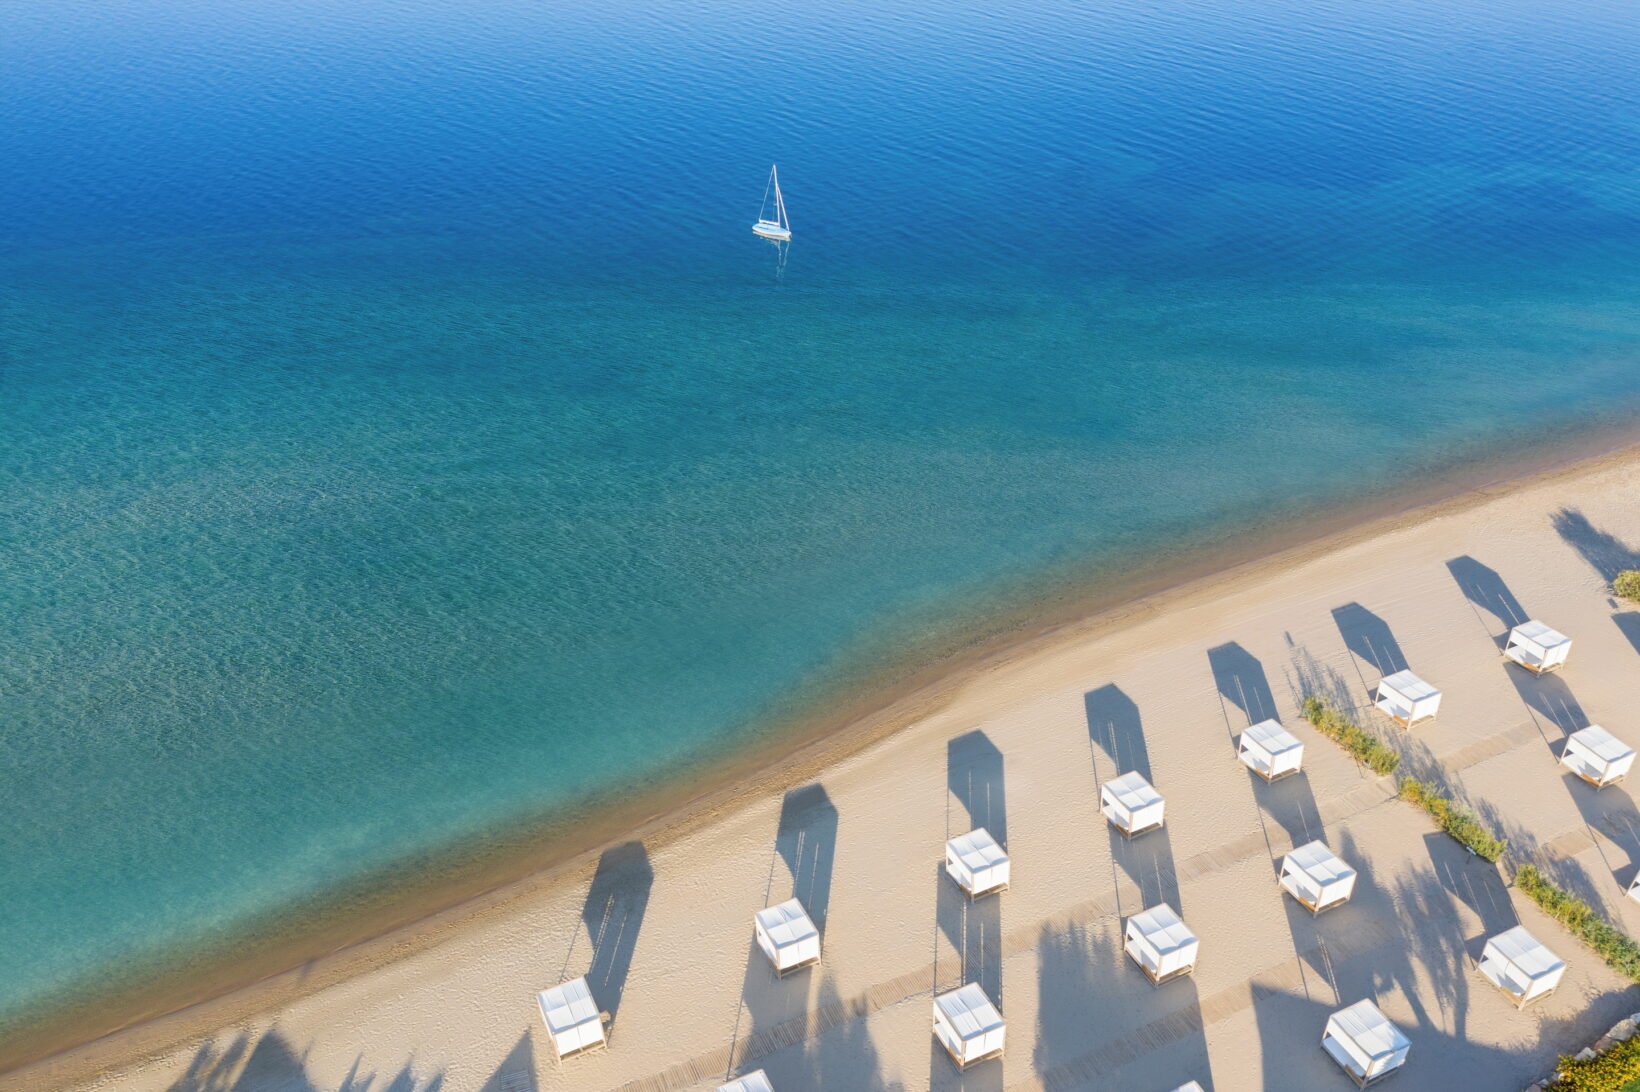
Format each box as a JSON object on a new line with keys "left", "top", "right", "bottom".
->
{"left": 1330, "top": 603, "right": 1409, "bottom": 681}
{"left": 1207, "top": 641, "right": 1279, "bottom": 727}
{"left": 1208, "top": 643, "right": 1321, "bottom": 850}
{"left": 1445, "top": 555, "right": 1529, "bottom": 638}
{"left": 941, "top": 735, "right": 1006, "bottom": 1004}
{"left": 776, "top": 783, "right": 838, "bottom": 930}
{"left": 577, "top": 840, "right": 653, "bottom": 1030}
{"left": 1086, "top": 685, "right": 1181, "bottom": 911}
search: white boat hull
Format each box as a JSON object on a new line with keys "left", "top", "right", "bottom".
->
{"left": 752, "top": 222, "right": 791, "bottom": 241}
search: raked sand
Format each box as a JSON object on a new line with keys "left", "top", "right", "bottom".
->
{"left": 19, "top": 448, "right": 1640, "bottom": 1092}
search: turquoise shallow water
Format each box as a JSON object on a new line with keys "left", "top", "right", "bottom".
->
{"left": 4, "top": 0, "right": 1640, "bottom": 1038}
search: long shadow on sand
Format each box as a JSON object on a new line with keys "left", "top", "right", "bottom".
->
{"left": 776, "top": 784, "right": 839, "bottom": 931}
{"left": 939, "top": 733, "right": 1006, "bottom": 1006}
{"left": 1446, "top": 555, "right": 1529, "bottom": 639}
{"left": 729, "top": 784, "right": 839, "bottom": 1077}
{"left": 1331, "top": 602, "right": 1409, "bottom": 681}
{"left": 165, "top": 1029, "right": 446, "bottom": 1092}
{"left": 1552, "top": 508, "right": 1640, "bottom": 582}
{"left": 1208, "top": 643, "right": 1323, "bottom": 851}
{"left": 1074, "top": 686, "right": 1211, "bottom": 1087}
{"left": 575, "top": 841, "right": 653, "bottom": 1033}
{"left": 1085, "top": 685, "right": 1180, "bottom": 912}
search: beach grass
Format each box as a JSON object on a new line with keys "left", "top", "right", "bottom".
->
{"left": 1299, "top": 696, "right": 1401, "bottom": 776}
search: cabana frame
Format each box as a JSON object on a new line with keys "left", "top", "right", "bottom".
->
{"left": 1123, "top": 903, "right": 1199, "bottom": 985}
{"left": 1476, "top": 926, "right": 1565, "bottom": 1009}
{"left": 1504, "top": 620, "right": 1571, "bottom": 674}
{"left": 945, "top": 828, "right": 1010, "bottom": 898}
{"left": 1101, "top": 771, "right": 1165, "bottom": 839}
{"left": 1321, "top": 999, "right": 1409, "bottom": 1087}
{"left": 536, "top": 976, "right": 607, "bottom": 1060}
{"left": 1280, "top": 841, "right": 1357, "bottom": 914}
{"left": 932, "top": 982, "right": 1005, "bottom": 1069}
{"left": 754, "top": 898, "right": 821, "bottom": 976}
{"left": 1560, "top": 726, "right": 1636, "bottom": 790}
{"left": 717, "top": 1071, "right": 775, "bottom": 1092}
{"left": 1239, "top": 719, "right": 1304, "bottom": 781}
{"left": 1373, "top": 669, "right": 1441, "bottom": 728}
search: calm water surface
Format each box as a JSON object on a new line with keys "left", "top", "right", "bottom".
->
{"left": 3, "top": 0, "right": 1639, "bottom": 1032}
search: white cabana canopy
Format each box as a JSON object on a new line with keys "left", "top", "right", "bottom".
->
{"left": 1101, "top": 771, "right": 1165, "bottom": 837}
{"left": 1628, "top": 873, "right": 1640, "bottom": 907}
{"left": 1280, "top": 840, "right": 1357, "bottom": 913}
{"left": 754, "top": 898, "right": 821, "bottom": 975}
{"left": 536, "top": 976, "right": 606, "bottom": 1060}
{"left": 1123, "top": 903, "right": 1199, "bottom": 984}
{"left": 1561, "top": 726, "right": 1636, "bottom": 789}
{"left": 932, "top": 982, "right": 1005, "bottom": 1068}
{"left": 1322, "top": 999, "right": 1410, "bottom": 1086}
{"left": 1170, "top": 1084, "right": 1206, "bottom": 1092}
{"left": 1478, "top": 926, "right": 1565, "bottom": 1008}
{"left": 1374, "top": 669, "right": 1441, "bottom": 727}
{"left": 1505, "top": 620, "right": 1571, "bottom": 674}
{"left": 1239, "top": 719, "right": 1304, "bottom": 781}
{"left": 945, "top": 827, "right": 1010, "bottom": 897}
{"left": 717, "top": 1071, "right": 775, "bottom": 1092}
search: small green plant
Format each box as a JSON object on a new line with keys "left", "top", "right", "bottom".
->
{"left": 1299, "top": 696, "right": 1400, "bottom": 776}
{"left": 1616, "top": 570, "right": 1640, "bottom": 604}
{"left": 1396, "top": 777, "right": 1508, "bottom": 861}
{"left": 1543, "top": 1032, "right": 1640, "bottom": 1090}
{"left": 1517, "top": 863, "right": 1640, "bottom": 983}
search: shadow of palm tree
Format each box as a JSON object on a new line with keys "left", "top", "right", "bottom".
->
{"left": 1551, "top": 508, "right": 1640, "bottom": 582}
{"left": 165, "top": 1029, "right": 445, "bottom": 1092}
{"left": 1281, "top": 633, "right": 1354, "bottom": 713}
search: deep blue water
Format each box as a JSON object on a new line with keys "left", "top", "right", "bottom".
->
{"left": 3, "top": 0, "right": 1639, "bottom": 1037}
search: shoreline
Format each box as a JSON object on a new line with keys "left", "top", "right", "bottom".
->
{"left": 11, "top": 412, "right": 1640, "bottom": 1086}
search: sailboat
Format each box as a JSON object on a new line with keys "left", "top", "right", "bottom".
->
{"left": 752, "top": 165, "right": 792, "bottom": 241}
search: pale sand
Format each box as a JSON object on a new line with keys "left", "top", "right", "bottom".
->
{"left": 18, "top": 447, "right": 1640, "bottom": 1092}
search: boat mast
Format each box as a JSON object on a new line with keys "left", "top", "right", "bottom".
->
{"left": 772, "top": 166, "right": 789, "bottom": 230}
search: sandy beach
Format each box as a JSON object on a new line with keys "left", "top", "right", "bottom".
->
{"left": 16, "top": 443, "right": 1640, "bottom": 1092}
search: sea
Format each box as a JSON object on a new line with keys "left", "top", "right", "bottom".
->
{"left": 3, "top": 0, "right": 1639, "bottom": 1048}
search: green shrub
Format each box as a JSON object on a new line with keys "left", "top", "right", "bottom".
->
{"left": 1616, "top": 570, "right": 1640, "bottom": 604}
{"left": 1544, "top": 1032, "right": 1640, "bottom": 1090}
{"left": 1517, "top": 864, "right": 1640, "bottom": 983}
{"left": 1299, "top": 696, "right": 1401, "bottom": 776}
{"left": 1396, "top": 777, "right": 1508, "bottom": 861}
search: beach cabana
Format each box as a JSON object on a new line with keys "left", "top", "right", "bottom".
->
{"left": 717, "top": 1072, "right": 775, "bottom": 1092}
{"left": 1505, "top": 620, "right": 1571, "bottom": 674}
{"left": 932, "top": 982, "right": 1005, "bottom": 1069}
{"left": 1239, "top": 719, "right": 1304, "bottom": 781}
{"left": 1101, "top": 771, "right": 1165, "bottom": 838}
{"left": 1560, "top": 726, "right": 1635, "bottom": 789}
{"left": 754, "top": 898, "right": 821, "bottom": 976}
{"left": 1322, "top": 999, "right": 1409, "bottom": 1087}
{"left": 1170, "top": 1084, "right": 1206, "bottom": 1092}
{"left": 1477, "top": 926, "right": 1565, "bottom": 1009}
{"left": 1123, "top": 903, "right": 1199, "bottom": 985}
{"left": 1280, "top": 841, "right": 1357, "bottom": 914}
{"left": 536, "top": 976, "right": 606, "bottom": 1060}
{"left": 1373, "top": 670, "right": 1441, "bottom": 727}
{"left": 945, "top": 828, "right": 1010, "bottom": 897}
